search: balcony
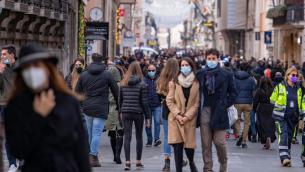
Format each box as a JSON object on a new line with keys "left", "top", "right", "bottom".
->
{"left": 272, "top": 15, "right": 287, "bottom": 26}
{"left": 267, "top": 3, "right": 304, "bottom": 27}
{"left": 2, "top": 0, "right": 68, "bottom": 14}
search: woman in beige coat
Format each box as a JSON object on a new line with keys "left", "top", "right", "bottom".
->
{"left": 167, "top": 57, "right": 199, "bottom": 172}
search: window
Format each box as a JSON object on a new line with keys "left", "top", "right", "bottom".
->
{"left": 217, "top": 0, "right": 221, "bottom": 17}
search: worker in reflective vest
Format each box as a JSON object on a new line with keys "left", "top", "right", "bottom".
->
{"left": 270, "top": 67, "right": 305, "bottom": 167}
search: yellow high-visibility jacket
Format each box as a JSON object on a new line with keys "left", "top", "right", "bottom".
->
{"left": 270, "top": 83, "right": 305, "bottom": 119}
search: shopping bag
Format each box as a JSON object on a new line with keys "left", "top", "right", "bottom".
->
{"left": 228, "top": 105, "right": 238, "bottom": 127}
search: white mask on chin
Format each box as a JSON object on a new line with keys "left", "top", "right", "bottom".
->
{"left": 22, "top": 67, "right": 47, "bottom": 91}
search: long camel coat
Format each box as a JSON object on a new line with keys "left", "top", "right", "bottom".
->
{"left": 166, "top": 81, "right": 199, "bottom": 149}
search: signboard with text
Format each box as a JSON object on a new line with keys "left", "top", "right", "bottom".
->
{"left": 85, "top": 22, "right": 109, "bottom": 40}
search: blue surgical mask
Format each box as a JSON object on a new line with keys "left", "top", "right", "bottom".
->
{"left": 3, "top": 59, "right": 10, "bottom": 65}
{"left": 180, "top": 66, "right": 192, "bottom": 76}
{"left": 148, "top": 71, "right": 156, "bottom": 78}
{"left": 206, "top": 60, "right": 218, "bottom": 69}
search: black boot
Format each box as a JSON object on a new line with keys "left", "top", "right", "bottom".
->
{"left": 162, "top": 158, "right": 170, "bottom": 171}
{"left": 89, "top": 154, "right": 101, "bottom": 167}
{"left": 110, "top": 135, "right": 117, "bottom": 162}
{"left": 236, "top": 137, "right": 242, "bottom": 146}
{"left": 173, "top": 143, "right": 184, "bottom": 172}
{"left": 189, "top": 161, "right": 198, "bottom": 172}
{"left": 114, "top": 136, "right": 123, "bottom": 164}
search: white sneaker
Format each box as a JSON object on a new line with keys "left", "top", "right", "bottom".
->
{"left": 7, "top": 165, "right": 18, "bottom": 172}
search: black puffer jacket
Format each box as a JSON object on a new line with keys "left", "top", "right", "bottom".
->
{"left": 119, "top": 76, "right": 151, "bottom": 119}
{"left": 76, "top": 62, "right": 118, "bottom": 119}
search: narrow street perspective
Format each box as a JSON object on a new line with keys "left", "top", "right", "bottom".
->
{"left": 0, "top": 0, "right": 304, "bottom": 172}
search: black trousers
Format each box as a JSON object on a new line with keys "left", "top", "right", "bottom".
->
{"left": 0, "top": 105, "right": 17, "bottom": 166}
{"left": 172, "top": 143, "right": 195, "bottom": 172}
{"left": 123, "top": 113, "right": 144, "bottom": 161}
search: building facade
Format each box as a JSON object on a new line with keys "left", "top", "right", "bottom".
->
{"left": 84, "top": 0, "right": 135, "bottom": 60}
{"left": 215, "top": 0, "right": 248, "bottom": 57}
{"left": 252, "top": 0, "right": 274, "bottom": 60}
{"left": 269, "top": 0, "right": 305, "bottom": 65}
{"left": 0, "top": 0, "right": 79, "bottom": 76}
{"left": 188, "top": 0, "right": 216, "bottom": 50}
{"left": 214, "top": 0, "right": 305, "bottom": 64}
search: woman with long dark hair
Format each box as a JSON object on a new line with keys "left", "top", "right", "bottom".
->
{"left": 119, "top": 62, "right": 151, "bottom": 170}
{"left": 4, "top": 43, "right": 90, "bottom": 172}
{"left": 65, "top": 58, "right": 85, "bottom": 91}
{"left": 253, "top": 76, "right": 276, "bottom": 149}
{"left": 166, "top": 57, "right": 199, "bottom": 172}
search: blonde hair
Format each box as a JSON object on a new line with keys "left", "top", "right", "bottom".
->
{"left": 285, "top": 66, "right": 298, "bottom": 82}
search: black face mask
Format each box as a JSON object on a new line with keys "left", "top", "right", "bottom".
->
{"left": 76, "top": 67, "right": 83, "bottom": 74}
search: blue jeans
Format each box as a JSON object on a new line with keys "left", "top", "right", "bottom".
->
{"left": 250, "top": 111, "right": 257, "bottom": 136}
{"left": 162, "top": 118, "right": 171, "bottom": 156}
{"left": 85, "top": 115, "right": 105, "bottom": 156}
{"left": 145, "top": 106, "right": 161, "bottom": 144}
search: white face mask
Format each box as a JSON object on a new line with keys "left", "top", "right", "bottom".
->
{"left": 22, "top": 67, "right": 47, "bottom": 91}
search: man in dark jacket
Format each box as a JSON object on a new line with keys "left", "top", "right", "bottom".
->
{"left": 253, "top": 58, "right": 266, "bottom": 77}
{"left": 233, "top": 62, "right": 256, "bottom": 148}
{"left": 196, "top": 49, "right": 237, "bottom": 172}
{"left": 0, "top": 45, "right": 17, "bottom": 171}
{"left": 76, "top": 53, "right": 119, "bottom": 167}
{"left": 144, "top": 64, "right": 162, "bottom": 147}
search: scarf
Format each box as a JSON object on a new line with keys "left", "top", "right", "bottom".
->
{"left": 178, "top": 72, "right": 195, "bottom": 88}
{"left": 205, "top": 66, "right": 220, "bottom": 95}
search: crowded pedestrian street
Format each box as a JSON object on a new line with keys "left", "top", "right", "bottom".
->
{"left": 3, "top": 129, "right": 305, "bottom": 172}
{"left": 0, "top": 0, "right": 305, "bottom": 172}
{"left": 94, "top": 130, "right": 305, "bottom": 172}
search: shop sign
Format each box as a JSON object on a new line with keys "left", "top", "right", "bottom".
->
{"left": 85, "top": 22, "right": 109, "bottom": 40}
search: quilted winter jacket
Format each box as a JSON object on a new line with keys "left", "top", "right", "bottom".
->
{"left": 119, "top": 76, "right": 151, "bottom": 119}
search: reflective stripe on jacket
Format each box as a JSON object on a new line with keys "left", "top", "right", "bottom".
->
{"left": 270, "top": 83, "right": 305, "bottom": 119}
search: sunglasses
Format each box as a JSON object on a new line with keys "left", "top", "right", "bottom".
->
{"left": 148, "top": 70, "right": 155, "bottom": 72}
{"left": 291, "top": 74, "right": 298, "bottom": 77}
